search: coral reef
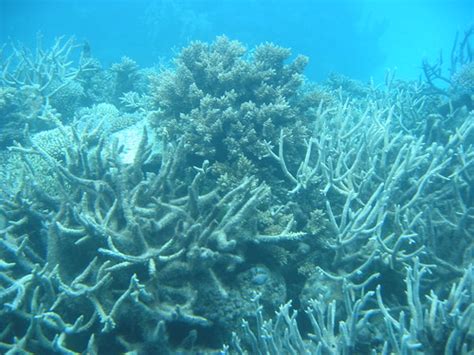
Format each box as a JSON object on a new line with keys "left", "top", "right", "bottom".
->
{"left": 148, "top": 36, "right": 311, "bottom": 170}
{"left": 0, "top": 35, "right": 473, "bottom": 353}
{"left": 232, "top": 260, "right": 473, "bottom": 354}
{"left": 422, "top": 24, "right": 473, "bottom": 101}
{"left": 0, "top": 36, "right": 149, "bottom": 148}
{"left": 0, "top": 36, "right": 92, "bottom": 146}
{"left": 452, "top": 61, "right": 474, "bottom": 96}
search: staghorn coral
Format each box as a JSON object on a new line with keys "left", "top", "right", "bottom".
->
{"left": 1, "top": 36, "right": 473, "bottom": 353}
{"left": 0, "top": 113, "right": 304, "bottom": 352}
{"left": 231, "top": 262, "right": 473, "bottom": 354}
{"left": 0, "top": 36, "right": 93, "bottom": 146}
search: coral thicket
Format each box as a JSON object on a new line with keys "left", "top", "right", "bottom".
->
{"left": 0, "top": 36, "right": 472, "bottom": 354}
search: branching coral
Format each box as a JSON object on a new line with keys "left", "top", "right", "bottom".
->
{"left": 231, "top": 261, "right": 473, "bottom": 354}
{"left": 0, "top": 35, "right": 91, "bottom": 99}
{"left": 0, "top": 35, "right": 473, "bottom": 353}
{"left": 422, "top": 24, "right": 474, "bottom": 99}
{"left": 0, "top": 110, "right": 304, "bottom": 352}
{"left": 0, "top": 36, "right": 93, "bottom": 146}
{"left": 148, "top": 36, "right": 312, "bottom": 186}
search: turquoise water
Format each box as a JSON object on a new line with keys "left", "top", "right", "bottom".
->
{"left": 1, "top": 0, "right": 472, "bottom": 81}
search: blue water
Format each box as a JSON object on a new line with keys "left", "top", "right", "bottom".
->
{"left": 1, "top": 0, "right": 472, "bottom": 81}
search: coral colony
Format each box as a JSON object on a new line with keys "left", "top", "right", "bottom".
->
{"left": 0, "top": 32, "right": 473, "bottom": 353}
